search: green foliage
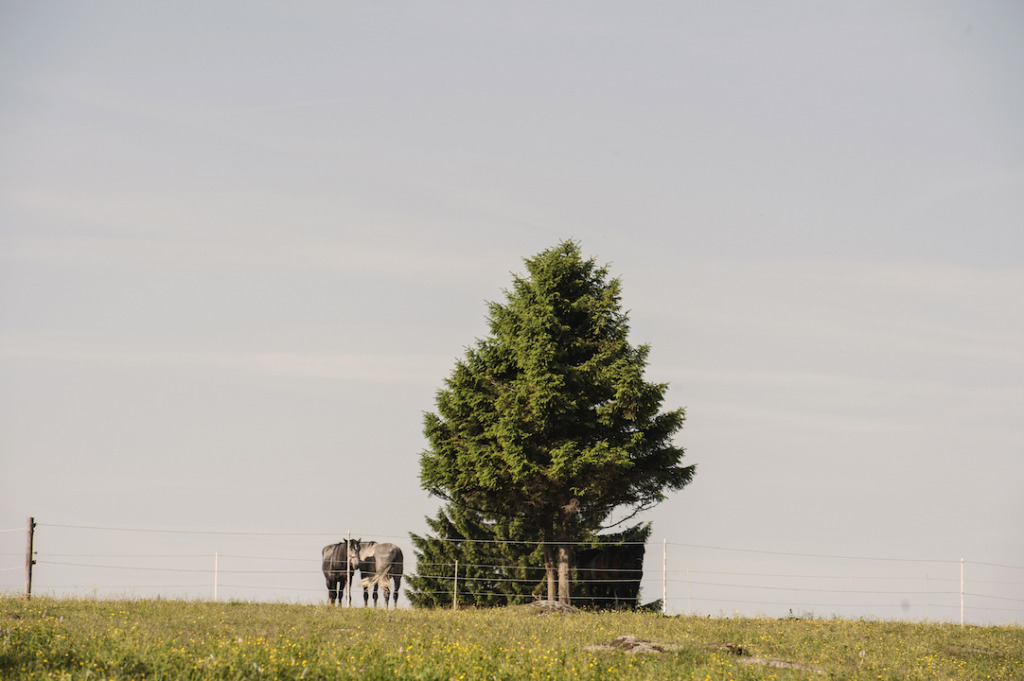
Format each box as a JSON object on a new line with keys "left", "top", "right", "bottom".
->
{"left": 407, "top": 507, "right": 654, "bottom": 610}
{"left": 3, "top": 597, "right": 1022, "bottom": 680}
{"left": 418, "top": 241, "right": 694, "bottom": 599}
{"left": 406, "top": 503, "right": 545, "bottom": 608}
{"left": 572, "top": 522, "right": 652, "bottom": 610}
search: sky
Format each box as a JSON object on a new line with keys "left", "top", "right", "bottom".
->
{"left": 1, "top": 2, "right": 1022, "bottom": 624}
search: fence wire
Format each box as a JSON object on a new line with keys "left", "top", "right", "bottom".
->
{"left": 2, "top": 520, "right": 1022, "bottom": 624}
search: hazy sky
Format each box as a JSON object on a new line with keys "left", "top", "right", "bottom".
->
{"left": 1, "top": 2, "right": 1022, "bottom": 623}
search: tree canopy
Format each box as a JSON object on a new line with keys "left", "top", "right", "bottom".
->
{"left": 418, "top": 240, "right": 694, "bottom": 603}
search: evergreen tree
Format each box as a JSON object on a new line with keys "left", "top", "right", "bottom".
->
{"left": 406, "top": 503, "right": 544, "bottom": 608}
{"left": 572, "top": 522, "right": 651, "bottom": 610}
{"left": 420, "top": 241, "right": 695, "bottom": 603}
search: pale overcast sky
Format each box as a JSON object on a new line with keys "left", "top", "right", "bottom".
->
{"left": 1, "top": 2, "right": 1022, "bottom": 623}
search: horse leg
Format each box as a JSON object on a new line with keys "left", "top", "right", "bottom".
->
{"left": 382, "top": 582, "right": 391, "bottom": 609}
{"left": 363, "top": 586, "right": 369, "bottom": 607}
{"left": 372, "top": 584, "right": 380, "bottom": 607}
{"left": 392, "top": 575, "right": 401, "bottom": 608}
{"left": 326, "top": 578, "right": 337, "bottom": 605}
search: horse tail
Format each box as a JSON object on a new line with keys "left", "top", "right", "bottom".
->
{"left": 374, "top": 545, "right": 403, "bottom": 587}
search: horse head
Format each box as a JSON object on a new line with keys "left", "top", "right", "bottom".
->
{"left": 346, "top": 539, "right": 362, "bottom": 572}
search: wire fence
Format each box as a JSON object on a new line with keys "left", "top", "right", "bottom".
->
{"left": 1, "top": 520, "right": 1021, "bottom": 625}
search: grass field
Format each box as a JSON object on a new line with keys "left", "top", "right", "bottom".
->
{"left": 2, "top": 597, "right": 1021, "bottom": 680}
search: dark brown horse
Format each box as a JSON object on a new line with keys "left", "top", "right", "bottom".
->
{"left": 322, "top": 540, "right": 360, "bottom": 605}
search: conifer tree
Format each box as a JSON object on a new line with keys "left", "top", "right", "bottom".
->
{"left": 406, "top": 504, "right": 543, "bottom": 608}
{"left": 572, "top": 522, "right": 652, "bottom": 610}
{"left": 419, "top": 240, "right": 695, "bottom": 604}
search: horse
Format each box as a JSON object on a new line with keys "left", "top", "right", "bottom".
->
{"left": 321, "top": 540, "right": 360, "bottom": 605}
{"left": 575, "top": 543, "right": 646, "bottom": 609}
{"left": 355, "top": 541, "right": 404, "bottom": 609}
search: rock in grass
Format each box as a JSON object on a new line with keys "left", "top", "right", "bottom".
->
{"left": 518, "top": 600, "right": 581, "bottom": 614}
{"left": 586, "top": 635, "right": 680, "bottom": 654}
{"left": 738, "top": 657, "right": 827, "bottom": 675}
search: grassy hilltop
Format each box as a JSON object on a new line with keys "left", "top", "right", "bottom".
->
{"left": 2, "top": 597, "right": 1021, "bottom": 680}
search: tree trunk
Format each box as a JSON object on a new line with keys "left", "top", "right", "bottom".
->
{"left": 557, "top": 544, "right": 571, "bottom": 605}
{"left": 543, "top": 544, "right": 557, "bottom": 601}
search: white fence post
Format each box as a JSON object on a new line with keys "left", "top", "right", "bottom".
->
{"left": 960, "top": 558, "right": 964, "bottom": 626}
{"left": 346, "top": 530, "right": 352, "bottom": 607}
{"left": 453, "top": 560, "right": 458, "bottom": 610}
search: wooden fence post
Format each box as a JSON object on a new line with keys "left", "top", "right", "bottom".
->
{"left": 25, "top": 517, "right": 36, "bottom": 599}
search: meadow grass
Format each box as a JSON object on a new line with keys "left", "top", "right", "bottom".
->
{"left": 2, "top": 596, "right": 1021, "bottom": 680}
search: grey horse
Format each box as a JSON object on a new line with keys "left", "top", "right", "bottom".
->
{"left": 322, "top": 540, "right": 360, "bottom": 605}
{"left": 355, "top": 541, "right": 404, "bottom": 609}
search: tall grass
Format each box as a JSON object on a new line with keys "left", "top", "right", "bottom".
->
{"left": 2, "top": 597, "right": 1021, "bottom": 680}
